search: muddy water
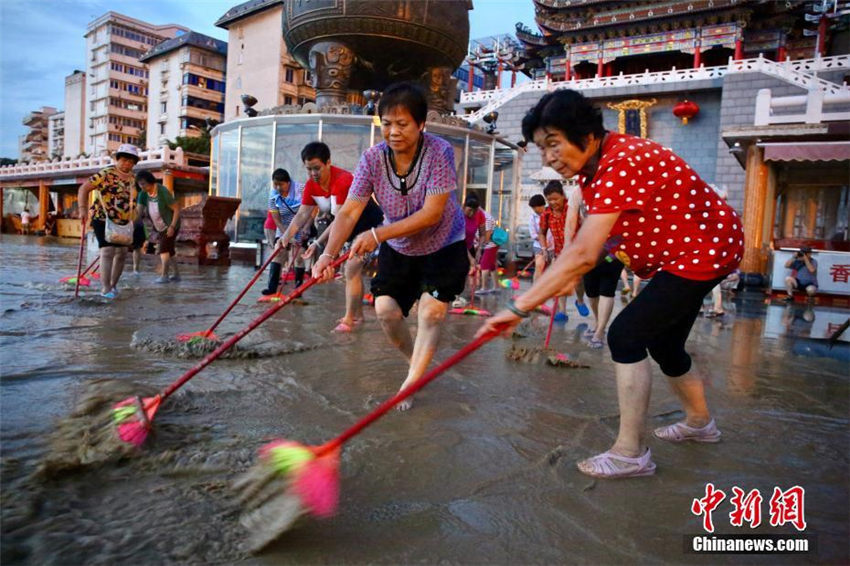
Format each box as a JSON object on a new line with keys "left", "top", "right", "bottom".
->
{"left": 1, "top": 233, "right": 847, "bottom": 565}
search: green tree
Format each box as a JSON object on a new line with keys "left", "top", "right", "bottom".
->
{"left": 0, "top": 157, "right": 18, "bottom": 166}
{"left": 168, "top": 134, "right": 210, "bottom": 156}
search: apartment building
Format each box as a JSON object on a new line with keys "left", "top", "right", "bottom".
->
{"left": 215, "top": 0, "right": 314, "bottom": 121}
{"left": 19, "top": 106, "right": 58, "bottom": 163}
{"left": 84, "top": 12, "right": 188, "bottom": 155}
{"left": 140, "top": 32, "right": 227, "bottom": 149}
{"left": 47, "top": 112, "right": 65, "bottom": 159}
{"left": 63, "top": 70, "right": 87, "bottom": 158}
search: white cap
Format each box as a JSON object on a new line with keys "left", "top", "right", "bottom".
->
{"left": 115, "top": 144, "right": 140, "bottom": 161}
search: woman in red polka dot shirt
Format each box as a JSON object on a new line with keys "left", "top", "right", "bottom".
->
{"left": 478, "top": 90, "right": 744, "bottom": 479}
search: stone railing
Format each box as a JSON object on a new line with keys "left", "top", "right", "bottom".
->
{"left": 727, "top": 54, "right": 850, "bottom": 96}
{"left": 461, "top": 63, "right": 727, "bottom": 122}
{"left": 460, "top": 54, "right": 850, "bottom": 123}
{"left": 754, "top": 88, "right": 850, "bottom": 126}
{"left": 0, "top": 146, "right": 186, "bottom": 178}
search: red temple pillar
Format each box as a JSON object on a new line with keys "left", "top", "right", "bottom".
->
{"left": 693, "top": 41, "right": 702, "bottom": 68}
{"left": 817, "top": 16, "right": 827, "bottom": 56}
{"left": 496, "top": 60, "right": 503, "bottom": 89}
{"left": 510, "top": 69, "right": 516, "bottom": 88}
{"left": 777, "top": 45, "right": 787, "bottom": 62}
{"left": 467, "top": 62, "right": 474, "bottom": 91}
{"left": 734, "top": 37, "right": 744, "bottom": 60}
{"left": 596, "top": 56, "right": 604, "bottom": 78}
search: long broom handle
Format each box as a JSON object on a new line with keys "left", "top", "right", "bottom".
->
{"left": 79, "top": 255, "right": 99, "bottom": 278}
{"left": 317, "top": 325, "right": 505, "bottom": 455}
{"left": 159, "top": 252, "right": 350, "bottom": 401}
{"left": 203, "top": 246, "right": 281, "bottom": 336}
{"left": 543, "top": 297, "right": 557, "bottom": 349}
{"left": 74, "top": 219, "right": 87, "bottom": 299}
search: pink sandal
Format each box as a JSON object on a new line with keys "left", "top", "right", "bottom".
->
{"left": 332, "top": 322, "right": 353, "bottom": 333}
{"left": 653, "top": 419, "right": 721, "bottom": 443}
{"left": 577, "top": 449, "right": 656, "bottom": 479}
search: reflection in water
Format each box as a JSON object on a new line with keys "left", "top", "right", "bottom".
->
{"left": 0, "top": 235, "right": 847, "bottom": 564}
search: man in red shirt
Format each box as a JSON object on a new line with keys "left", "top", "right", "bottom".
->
{"left": 277, "top": 142, "right": 369, "bottom": 332}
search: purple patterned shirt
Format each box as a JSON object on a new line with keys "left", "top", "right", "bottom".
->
{"left": 348, "top": 132, "right": 465, "bottom": 256}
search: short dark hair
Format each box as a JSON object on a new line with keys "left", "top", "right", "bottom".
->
{"left": 543, "top": 180, "right": 564, "bottom": 196}
{"left": 272, "top": 168, "right": 291, "bottom": 182}
{"left": 378, "top": 82, "right": 428, "bottom": 125}
{"left": 464, "top": 195, "right": 480, "bottom": 209}
{"left": 135, "top": 171, "right": 156, "bottom": 185}
{"left": 528, "top": 194, "right": 546, "bottom": 207}
{"left": 301, "top": 141, "right": 330, "bottom": 164}
{"left": 521, "top": 90, "right": 606, "bottom": 152}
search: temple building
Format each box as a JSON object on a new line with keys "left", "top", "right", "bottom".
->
{"left": 516, "top": 0, "right": 838, "bottom": 81}
{"left": 457, "top": 0, "right": 850, "bottom": 298}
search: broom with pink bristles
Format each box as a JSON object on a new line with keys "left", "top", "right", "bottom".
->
{"left": 61, "top": 255, "right": 100, "bottom": 287}
{"left": 112, "top": 253, "right": 350, "bottom": 447}
{"left": 235, "top": 324, "right": 506, "bottom": 550}
{"left": 176, "top": 246, "right": 281, "bottom": 343}
{"left": 449, "top": 271, "right": 491, "bottom": 316}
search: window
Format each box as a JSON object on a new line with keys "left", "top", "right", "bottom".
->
{"left": 285, "top": 68, "right": 294, "bottom": 83}
{"left": 161, "top": 101, "right": 167, "bottom": 114}
{"left": 284, "top": 96, "right": 293, "bottom": 105}
{"left": 160, "top": 123, "right": 166, "bottom": 135}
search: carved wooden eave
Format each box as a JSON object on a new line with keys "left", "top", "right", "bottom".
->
{"left": 533, "top": 0, "right": 617, "bottom": 10}
{"left": 535, "top": 0, "right": 749, "bottom": 35}
{"left": 544, "top": 8, "right": 752, "bottom": 45}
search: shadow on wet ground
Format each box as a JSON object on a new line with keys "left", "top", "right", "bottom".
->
{"left": 1, "top": 234, "right": 848, "bottom": 564}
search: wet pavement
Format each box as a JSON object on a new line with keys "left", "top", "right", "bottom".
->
{"left": 1, "top": 234, "right": 848, "bottom": 565}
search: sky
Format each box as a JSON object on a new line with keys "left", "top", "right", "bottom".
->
{"left": 0, "top": 0, "right": 536, "bottom": 158}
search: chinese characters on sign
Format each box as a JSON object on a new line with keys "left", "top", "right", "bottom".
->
{"left": 692, "top": 485, "right": 806, "bottom": 533}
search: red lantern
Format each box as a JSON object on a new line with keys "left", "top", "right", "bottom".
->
{"left": 673, "top": 99, "right": 699, "bottom": 125}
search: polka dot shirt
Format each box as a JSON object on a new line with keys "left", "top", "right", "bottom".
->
{"left": 348, "top": 132, "right": 465, "bottom": 256}
{"left": 578, "top": 133, "right": 744, "bottom": 281}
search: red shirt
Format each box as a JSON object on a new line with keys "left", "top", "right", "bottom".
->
{"left": 301, "top": 165, "right": 353, "bottom": 215}
{"left": 579, "top": 133, "right": 743, "bottom": 281}
{"left": 540, "top": 205, "right": 567, "bottom": 255}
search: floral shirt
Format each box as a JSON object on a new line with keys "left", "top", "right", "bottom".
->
{"left": 88, "top": 166, "right": 134, "bottom": 223}
{"left": 578, "top": 133, "right": 744, "bottom": 281}
{"left": 348, "top": 132, "right": 464, "bottom": 256}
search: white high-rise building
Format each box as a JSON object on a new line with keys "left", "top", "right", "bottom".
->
{"left": 47, "top": 111, "right": 65, "bottom": 159}
{"left": 63, "top": 70, "right": 87, "bottom": 158}
{"left": 140, "top": 32, "right": 227, "bottom": 149}
{"left": 84, "top": 12, "right": 188, "bottom": 155}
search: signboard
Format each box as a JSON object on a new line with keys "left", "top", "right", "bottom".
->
{"left": 771, "top": 249, "right": 850, "bottom": 296}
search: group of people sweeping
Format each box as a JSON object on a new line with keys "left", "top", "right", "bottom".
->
{"left": 77, "top": 144, "right": 182, "bottom": 298}
{"left": 86, "top": 83, "right": 743, "bottom": 480}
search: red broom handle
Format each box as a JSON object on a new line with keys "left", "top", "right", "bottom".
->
{"left": 74, "top": 219, "right": 87, "bottom": 299}
{"left": 159, "top": 252, "right": 350, "bottom": 401}
{"left": 317, "top": 324, "right": 505, "bottom": 455}
{"left": 544, "top": 297, "right": 557, "bottom": 349}
{"left": 203, "top": 246, "right": 281, "bottom": 336}
{"left": 79, "top": 255, "right": 99, "bottom": 278}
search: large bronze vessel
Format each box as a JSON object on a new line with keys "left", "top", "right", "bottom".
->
{"left": 284, "top": 0, "right": 472, "bottom": 112}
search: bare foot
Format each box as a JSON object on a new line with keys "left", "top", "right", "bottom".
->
{"left": 395, "top": 397, "right": 414, "bottom": 411}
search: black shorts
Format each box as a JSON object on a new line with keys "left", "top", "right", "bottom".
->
{"left": 92, "top": 218, "right": 132, "bottom": 249}
{"left": 130, "top": 222, "right": 146, "bottom": 250}
{"left": 607, "top": 271, "right": 723, "bottom": 377}
{"left": 370, "top": 239, "right": 469, "bottom": 317}
{"left": 584, "top": 257, "right": 624, "bottom": 298}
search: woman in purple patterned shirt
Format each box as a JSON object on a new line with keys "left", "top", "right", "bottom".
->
{"left": 313, "top": 82, "right": 468, "bottom": 411}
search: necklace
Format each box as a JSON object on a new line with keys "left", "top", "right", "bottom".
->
{"left": 384, "top": 135, "right": 425, "bottom": 196}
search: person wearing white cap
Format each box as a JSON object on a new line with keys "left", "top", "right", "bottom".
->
{"left": 77, "top": 144, "right": 141, "bottom": 299}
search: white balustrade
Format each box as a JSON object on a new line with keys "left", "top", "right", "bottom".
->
{"left": 755, "top": 87, "right": 850, "bottom": 126}
{"left": 461, "top": 54, "right": 850, "bottom": 123}
{"left": 0, "top": 145, "right": 188, "bottom": 179}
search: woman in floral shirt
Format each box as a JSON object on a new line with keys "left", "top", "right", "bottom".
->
{"left": 479, "top": 90, "right": 743, "bottom": 479}
{"left": 77, "top": 144, "right": 139, "bottom": 299}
